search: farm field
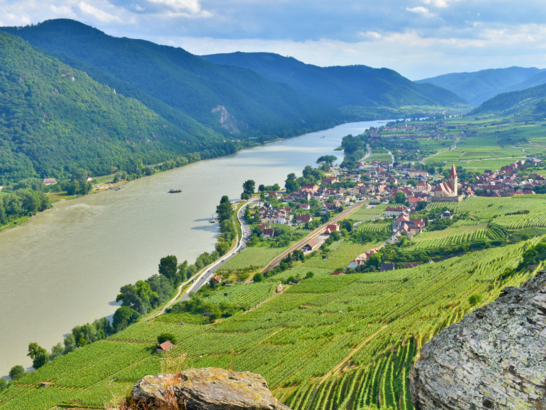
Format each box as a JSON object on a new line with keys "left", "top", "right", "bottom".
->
{"left": 350, "top": 204, "right": 387, "bottom": 222}
{"left": 408, "top": 223, "right": 491, "bottom": 250}
{"left": 220, "top": 247, "right": 287, "bottom": 270}
{"left": 1, "top": 238, "right": 538, "bottom": 410}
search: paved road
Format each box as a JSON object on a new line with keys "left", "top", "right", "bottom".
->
{"left": 178, "top": 198, "right": 258, "bottom": 302}
{"left": 143, "top": 198, "right": 258, "bottom": 321}
{"left": 261, "top": 200, "right": 365, "bottom": 272}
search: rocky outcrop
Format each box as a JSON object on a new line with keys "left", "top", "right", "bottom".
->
{"left": 211, "top": 105, "right": 248, "bottom": 134}
{"left": 409, "top": 271, "right": 546, "bottom": 410}
{"left": 130, "top": 367, "right": 291, "bottom": 410}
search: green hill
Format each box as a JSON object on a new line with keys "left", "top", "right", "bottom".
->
{"left": 469, "top": 82, "right": 546, "bottom": 116}
{"left": 201, "top": 52, "right": 467, "bottom": 108}
{"left": 417, "top": 67, "right": 543, "bottom": 106}
{"left": 0, "top": 31, "right": 223, "bottom": 184}
{"left": 0, "top": 20, "right": 343, "bottom": 140}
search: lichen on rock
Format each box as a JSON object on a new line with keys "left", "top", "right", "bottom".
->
{"left": 128, "top": 367, "right": 291, "bottom": 410}
{"left": 409, "top": 270, "right": 546, "bottom": 410}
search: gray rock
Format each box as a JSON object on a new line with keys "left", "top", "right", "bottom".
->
{"left": 409, "top": 271, "right": 546, "bottom": 410}
{"left": 131, "top": 367, "right": 291, "bottom": 410}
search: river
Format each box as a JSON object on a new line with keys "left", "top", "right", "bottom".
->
{"left": 0, "top": 120, "right": 385, "bottom": 376}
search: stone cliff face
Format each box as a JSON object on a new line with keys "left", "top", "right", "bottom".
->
{"left": 128, "top": 367, "right": 291, "bottom": 410}
{"left": 409, "top": 271, "right": 546, "bottom": 410}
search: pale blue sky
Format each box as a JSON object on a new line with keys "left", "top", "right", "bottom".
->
{"left": 1, "top": 0, "right": 545, "bottom": 79}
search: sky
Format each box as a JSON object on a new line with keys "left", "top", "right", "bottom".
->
{"left": 0, "top": 0, "right": 545, "bottom": 80}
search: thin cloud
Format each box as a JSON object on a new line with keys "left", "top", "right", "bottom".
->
{"left": 406, "top": 7, "right": 435, "bottom": 17}
{"left": 78, "top": 2, "right": 122, "bottom": 23}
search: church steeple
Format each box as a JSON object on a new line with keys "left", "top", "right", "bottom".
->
{"left": 448, "top": 164, "right": 458, "bottom": 195}
{"left": 449, "top": 164, "right": 457, "bottom": 179}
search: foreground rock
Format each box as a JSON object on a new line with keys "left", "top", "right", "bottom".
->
{"left": 129, "top": 367, "right": 291, "bottom": 410}
{"left": 409, "top": 271, "right": 546, "bottom": 409}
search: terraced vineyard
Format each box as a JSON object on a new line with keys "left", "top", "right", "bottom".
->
{"left": 357, "top": 220, "right": 392, "bottom": 233}
{"left": 1, "top": 238, "right": 537, "bottom": 410}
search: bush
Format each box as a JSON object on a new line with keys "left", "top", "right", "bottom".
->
{"left": 157, "top": 332, "right": 177, "bottom": 345}
{"left": 9, "top": 365, "right": 25, "bottom": 381}
{"left": 253, "top": 273, "right": 264, "bottom": 282}
{"left": 468, "top": 293, "right": 483, "bottom": 307}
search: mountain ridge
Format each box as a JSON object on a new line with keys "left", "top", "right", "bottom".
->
{"left": 417, "top": 66, "right": 544, "bottom": 106}
{"left": 201, "top": 51, "right": 467, "bottom": 108}
{"left": 0, "top": 19, "right": 344, "bottom": 140}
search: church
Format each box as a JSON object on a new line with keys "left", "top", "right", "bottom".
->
{"left": 430, "top": 164, "right": 464, "bottom": 202}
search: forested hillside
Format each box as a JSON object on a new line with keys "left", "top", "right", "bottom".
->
{"left": 470, "top": 82, "right": 546, "bottom": 115}
{"left": 202, "top": 52, "right": 467, "bottom": 108}
{"left": 0, "top": 31, "right": 224, "bottom": 183}
{"left": 417, "top": 67, "right": 543, "bottom": 106}
{"left": 1, "top": 19, "right": 343, "bottom": 140}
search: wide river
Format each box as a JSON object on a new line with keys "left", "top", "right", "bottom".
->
{"left": 0, "top": 120, "right": 384, "bottom": 376}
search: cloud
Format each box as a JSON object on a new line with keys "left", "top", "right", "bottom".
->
{"left": 423, "top": 0, "right": 449, "bottom": 8}
{"left": 78, "top": 2, "right": 123, "bottom": 22}
{"left": 147, "top": 0, "right": 202, "bottom": 13}
{"left": 406, "top": 7, "right": 434, "bottom": 17}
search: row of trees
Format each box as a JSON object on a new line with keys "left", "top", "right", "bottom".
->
{"left": 0, "top": 188, "right": 51, "bottom": 227}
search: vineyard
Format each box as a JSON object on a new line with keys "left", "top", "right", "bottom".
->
{"left": 1, "top": 237, "right": 537, "bottom": 410}
{"left": 220, "top": 247, "right": 287, "bottom": 270}
{"left": 350, "top": 204, "right": 388, "bottom": 222}
{"left": 357, "top": 220, "right": 392, "bottom": 233}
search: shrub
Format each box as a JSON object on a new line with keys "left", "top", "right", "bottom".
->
{"left": 157, "top": 332, "right": 177, "bottom": 345}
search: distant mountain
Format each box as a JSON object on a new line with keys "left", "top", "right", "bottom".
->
{"left": 0, "top": 19, "right": 342, "bottom": 140}
{"left": 201, "top": 52, "right": 467, "bottom": 108}
{"left": 417, "top": 67, "right": 544, "bottom": 106}
{"left": 0, "top": 31, "right": 221, "bottom": 183}
{"left": 470, "top": 82, "right": 546, "bottom": 116}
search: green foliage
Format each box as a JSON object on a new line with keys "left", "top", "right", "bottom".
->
{"left": 0, "top": 188, "right": 51, "bottom": 227}
{"left": 0, "top": 31, "right": 217, "bottom": 184}
{"left": 157, "top": 332, "right": 177, "bottom": 345}
{"left": 0, "top": 378, "right": 6, "bottom": 393}
{"left": 27, "top": 343, "right": 49, "bottom": 369}
{"left": 8, "top": 365, "right": 25, "bottom": 381}
{"left": 468, "top": 293, "right": 483, "bottom": 307}
{"left": 253, "top": 273, "right": 264, "bottom": 282}
{"left": 158, "top": 255, "right": 178, "bottom": 281}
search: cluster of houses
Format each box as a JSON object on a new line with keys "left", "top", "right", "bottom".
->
{"left": 460, "top": 159, "right": 545, "bottom": 197}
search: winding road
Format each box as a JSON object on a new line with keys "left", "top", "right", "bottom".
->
{"left": 144, "top": 198, "right": 258, "bottom": 320}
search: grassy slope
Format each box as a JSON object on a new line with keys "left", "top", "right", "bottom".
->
{"left": 0, "top": 20, "right": 343, "bottom": 138}
{"left": 202, "top": 52, "right": 467, "bottom": 108}
{"left": 0, "top": 31, "right": 219, "bottom": 183}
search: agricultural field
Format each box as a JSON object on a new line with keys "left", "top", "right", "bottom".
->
{"left": 1, "top": 238, "right": 538, "bottom": 410}
{"left": 350, "top": 204, "right": 388, "bottom": 222}
{"left": 357, "top": 220, "right": 392, "bottom": 233}
{"left": 407, "top": 223, "right": 500, "bottom": 250}
{"left": 220, "top": 247, "right": 287, "bottom": 270}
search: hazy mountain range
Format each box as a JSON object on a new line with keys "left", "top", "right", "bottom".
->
{"left": 417, "top": 67, "right": 546, "bottom": 106}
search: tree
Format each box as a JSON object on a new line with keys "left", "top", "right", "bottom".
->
{"left": 395, "top": 191, "right": 406, "bottom": 204}
{"left": 63, "top": 334, "right": 76, "bottom": 354}
{"left": 285, "top": 173, "right": 299, "bottom": 193}
{"left": 242, "top": 180, "right": 255, "bottom": 196}
{"left": 158, "top": 255, "right": 178, "bottom": 280}
{"left": 407, "top": 179, "right": 417, "bottom": 187}
{"left": 50, "top": 343, "right": 64, "bottom": 361}
{"left": 27, "top": 343, "right": 49, "bottom": 369}
{"left": 305, "top": 272, "right": 314, "bottom": 279}
{"left": 258, "top": 184, "right": 265, "bottom": 192}
{"left": 216, "top": 195, "right": 233, "bottom": 222}
{"left": 317, "top": 155, "right": 337, "bottom": 165}
{"left": 157, "top": 332, "right": 177, "bottom": 345}
{"left": 112, "top": 306, "right": 139, "bottom": 331}
{"left": 253, "top": 273, "right": 264, "bottom": 282}
{"left": 9, "top": 365, "right": 25, "bottom": 381}
{"left": 0, "top": 378, "right": 7, "bottom": 393}
{"left": 368, "top": 253, "right": 381, "bottom": 269}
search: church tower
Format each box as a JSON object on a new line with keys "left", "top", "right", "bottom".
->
{"left": 448, "top": 164, "right": 458, "bottom": 195}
